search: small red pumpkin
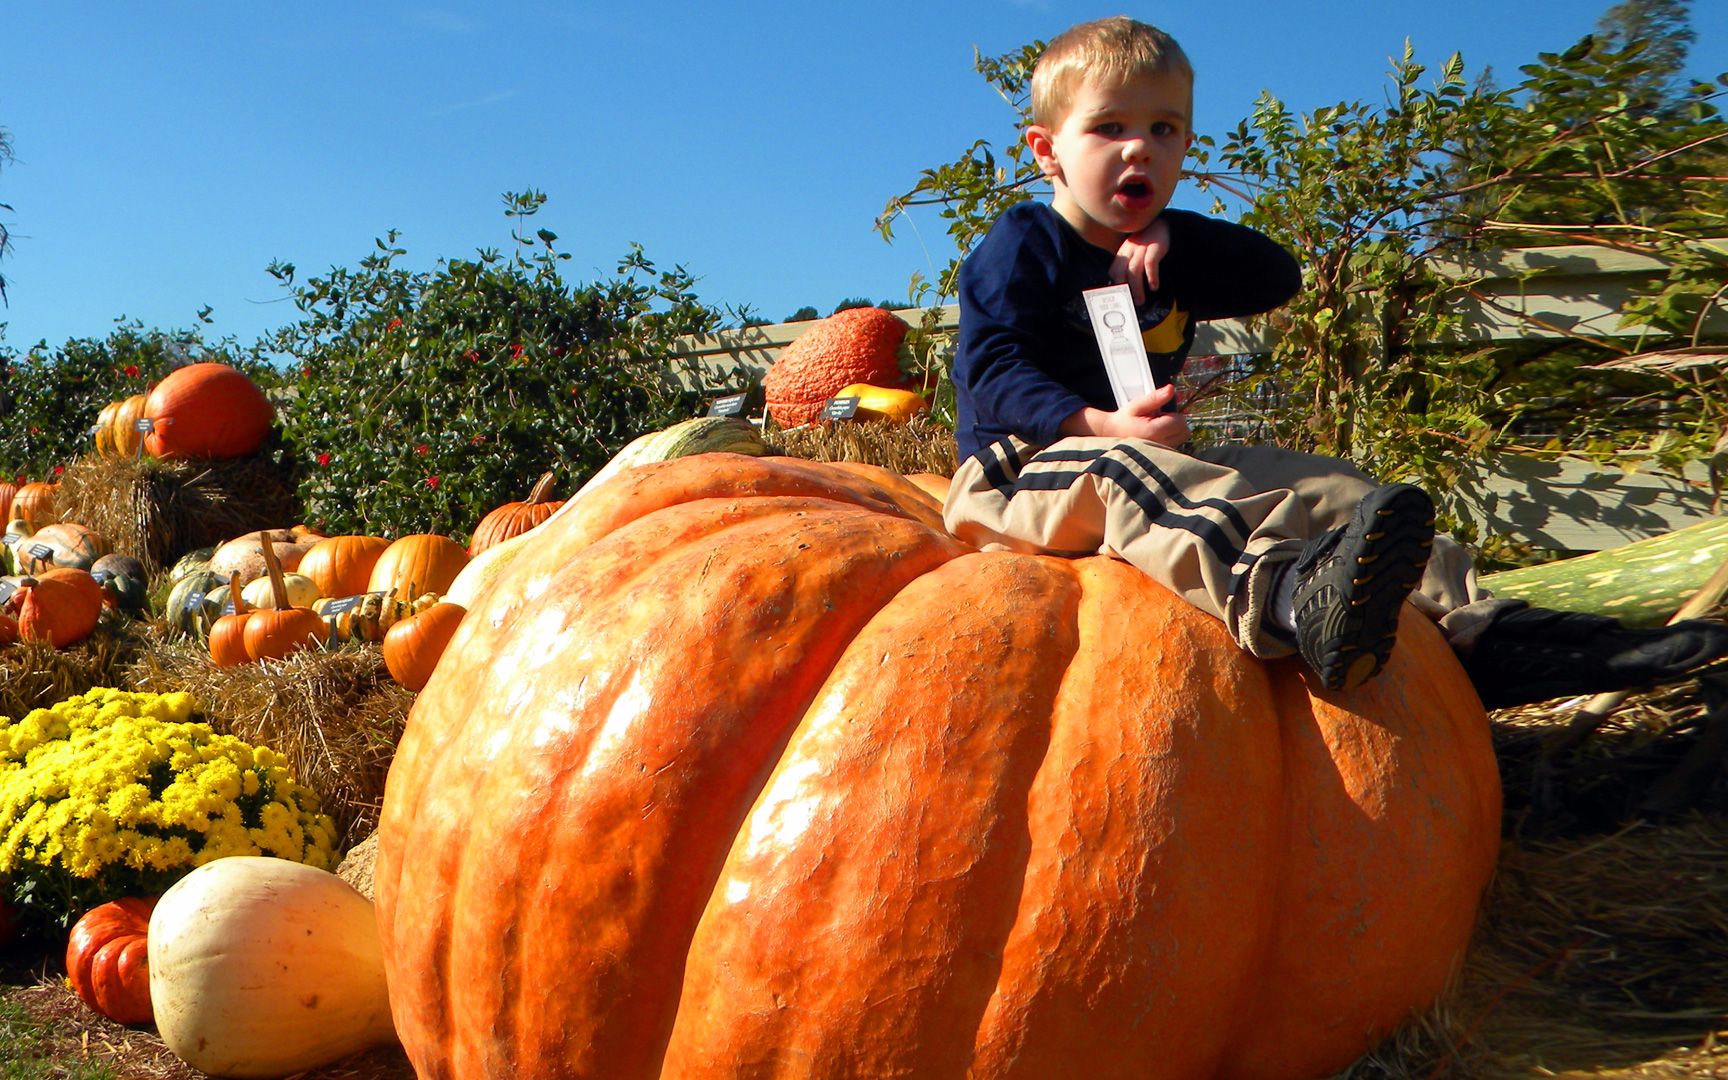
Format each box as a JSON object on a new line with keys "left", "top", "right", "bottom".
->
{"left": 763, "top": 307, "right": 912, "bottom": 426}
{"left": 143, "top": 363, "right": 275, "bottom": 460}
{"left": 66, "top": 897, "right": 157, "bottom": 1025}
{"left": 468, "top": 472, "right": 563, "bottom": 556}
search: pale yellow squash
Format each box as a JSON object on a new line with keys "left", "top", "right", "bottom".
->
{"left": 149, "top": 856, "right": 397, "bottom": 1078}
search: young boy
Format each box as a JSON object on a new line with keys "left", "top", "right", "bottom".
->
{"left": 944, "top": 16, "right": 1728, "bottom": 704}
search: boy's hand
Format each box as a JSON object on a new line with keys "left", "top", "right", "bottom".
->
{"left": 1111, "top": 217, "right": 1172, "bottom": 304}
{"left": 1061, "top": 384, "right": 1189, "bottom": 448}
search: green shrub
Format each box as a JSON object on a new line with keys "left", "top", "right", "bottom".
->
{"left": 0, "top": 324, "right": 267, "bottom": 483}
{"left": 268, "top": 191, "right": 723, "bottom": 539}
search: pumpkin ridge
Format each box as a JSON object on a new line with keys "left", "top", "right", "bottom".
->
{"left": 1220, "top": 611, "right": 1498, "bottom": 1078}
{"left": 663, "top": 551, "right": 1082, "bottom": 1076}
{"left": 381, "top": 496, "right": 968, "bottom": 1076}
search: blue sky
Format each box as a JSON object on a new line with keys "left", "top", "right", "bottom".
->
{"left": 2, "top": 2, "right": 1723, "bottom": 354}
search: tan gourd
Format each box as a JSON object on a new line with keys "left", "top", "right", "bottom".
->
{"left": 148, "top": 857, "right": 397, "bottom": 1078}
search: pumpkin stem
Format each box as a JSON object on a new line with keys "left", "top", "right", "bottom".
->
{"left": 259, "top": 531, "right": 291, "bottom": 611}
{"left": 229, "top": 572, "right": 249, "bottom": 616}
{"left": 527, "top": 471, "right": 558, "bottom": 504}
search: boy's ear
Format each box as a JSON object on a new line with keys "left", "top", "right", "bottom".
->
{"left": 1025, "top": 125, "right": 1060, "bottom": 179}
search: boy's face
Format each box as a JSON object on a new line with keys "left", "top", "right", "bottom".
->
{"left": 1026, "top": 71, "right": 1193, "bottom": 250}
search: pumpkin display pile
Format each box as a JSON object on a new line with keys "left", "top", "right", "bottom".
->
{"left": 29, "top": 399, "right": 1718, "bottom": 1078}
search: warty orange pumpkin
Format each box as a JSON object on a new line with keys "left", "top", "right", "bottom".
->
{"left": 373, "top": 452, "right": 1502, "bottom": 1080}
{"left": 762, "top": 307, "right": 912, "bottom": 427}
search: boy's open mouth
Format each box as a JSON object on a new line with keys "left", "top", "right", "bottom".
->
{"left": 1116, "top": 178, "right": 1154, "bottom": 208}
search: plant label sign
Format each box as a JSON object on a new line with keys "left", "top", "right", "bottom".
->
{"left": 26, "top": 544, "right": 54, "bottom": 564}
{"left": 321, "top": 594, "right": 368, "bottom": 616}
{"left": 1, "top": 532, "right": 21, "bottom": 548}
{"left": 133, "top": 417, "right": 157, "bottom": 433}
{"left": 707, "top": 393, "right": 747, "bottom": 418}
{"left": 0, "top": 580, "right": 15, "bottom": 606}
{"left": 823, "top": 396, "right": 861, "bottom": 421}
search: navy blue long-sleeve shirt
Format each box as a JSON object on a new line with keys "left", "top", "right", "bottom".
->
{"left": 952, "top": 201, "right": 1302, "bottom": 460}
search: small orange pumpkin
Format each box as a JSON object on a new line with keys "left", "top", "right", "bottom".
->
{"left": 383, "top": 601, "right": 467, "bottom": 692}
{"left": 207, "top": 572, "right": 253, "bottom": 667}
{"left": 67, "top": 897, "right": 156, "bottom": 1025}
{"left": 12, "top": 481, "right": 58, "bottom": 531}
{"left": 6, "top": 568, "right": 104, "bottom": 648}
{"left": 468, "top": 472, "right": 563, "bottom": 557}
{"left": 242, "top": 533, "right": 328, "bottom": 661}
{"left": 297, "top": 534, "right": 392, "bottom": 598}
{"left": 143, "top": 362, "right": 275, "bottom": 460}
{"left": 367, "top": 534, "right": 470, "bottom": 603}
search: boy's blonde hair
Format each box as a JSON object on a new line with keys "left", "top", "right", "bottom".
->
{"left": 1030, "top": 16, "right": 1193, "bottom": 128}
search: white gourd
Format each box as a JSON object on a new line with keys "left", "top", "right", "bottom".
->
{"left": 149, "top": 856, "right": 397, "bottom": 1078}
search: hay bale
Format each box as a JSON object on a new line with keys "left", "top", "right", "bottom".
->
{"left": 54, "top": 451, "right": 299, "bottom": 574}
{"left": 0, "top": 616, "right": 154, "bottom": 720}
{"left": 125, "top": 638, "right": 413, "bottom": 849}
{"left": 765, "top": 416, "right": 957, "bottom": 477}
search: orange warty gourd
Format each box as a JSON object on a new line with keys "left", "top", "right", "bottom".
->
{"left": 468, "top": 472, "right": 564, "bottom": 556}
{"left": 66, "top": 897, "right": 157, "bottom": 1025}
{"left": 297, "top": 534, "right": 392, "bottom": 598}
{"left": 142, "top": 362, "right": 275, "bottom": 460}
{"left": 374, "top": 453, "right": 1502, "bottom": 1080}
{"left": 367, "top": 534, "right": 469, "bottom": 602}
{"left": 762, "top": 307, "right": 911, "bottom": 427}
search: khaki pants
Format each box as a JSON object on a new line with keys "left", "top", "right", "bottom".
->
{"left": 944, "top": 437, "right": 1507, "bottom": 658}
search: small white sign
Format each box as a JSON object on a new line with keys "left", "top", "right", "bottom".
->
{"left": 1083, "top": 284, "right": 1158, "bottom": 407}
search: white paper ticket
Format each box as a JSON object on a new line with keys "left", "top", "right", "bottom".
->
{"left": 1082, "top": 283, "right": 1158, "bottom": 407}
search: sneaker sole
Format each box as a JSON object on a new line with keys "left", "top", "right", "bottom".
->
{"left": 1302, "top": 484, "right": 1435, "bottom": 690}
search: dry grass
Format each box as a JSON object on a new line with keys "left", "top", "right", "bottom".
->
{"left": 765, "top": 415, "right": 959, "bottom": 476}
{"left": 54, "top": 451, "right": 300, "bottom": 574}
{"left": 0, "top": 614, "right": 152, "bottom": 720}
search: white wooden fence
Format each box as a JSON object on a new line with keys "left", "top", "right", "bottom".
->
{"left": 668, "top": 238, "right": 1726, "bottom": 552}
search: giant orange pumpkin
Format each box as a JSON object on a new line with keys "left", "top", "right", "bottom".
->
{"left": 375, "top": 454, "right": 1502, "bottom": 1078}
{"left": 142, "top": 362, "right": 275, "bottom": 460}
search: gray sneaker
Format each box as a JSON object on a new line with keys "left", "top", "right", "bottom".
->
{"left": 1291, "top": 484, "right": 1435, "bottom": 690}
